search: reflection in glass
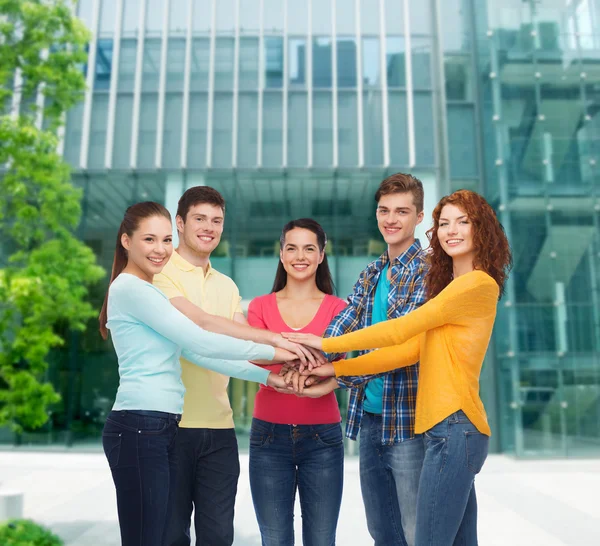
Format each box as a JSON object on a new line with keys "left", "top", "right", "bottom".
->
{"left": 414, "top": 92, "right": 434, "bottom": 165}
{"left": 237, "top": 92, "right": 258, "bottom": 167}
{"left": 166, "top": 38, "right": 186, "bottom": 92}
{"left": 113, "top": 95, "right": 134, "bottom": 168}
{"left": 190, "top": 38, "right": 210, "bottom": 91}
{"left": 214, "top": 38, "right": 235, "bottom": 89}
{"left": 388, "top": 90, "right": 408, "bottom": 165}
{"left": 363, "top": 90, "right": 383, "bottom": 165}
{"left": 88, "top": 94, "right": 109, "bottom": 168}
{"left": 313, "top": 92, "right": 333, "bottom": 166}
{"left": 94, "top": 39, "right": 114, "bottom": 90}
{"left": 386, "top": 36, "right": 405, "bottom": 87}
{"left": 63, "top": 103, "right": 84, "bottom": 166}
{"left": 264, "top": 37, "right": 284, "bottom": 88}
{"left": 412, "top": 37, "right": 432, "bottom": 89}
{"left": 288, "top": 92, "right": 308, "bottom": 166}
{"left": 444, "top": 56, "right": 471, "bottom": 100}
{"left": 337, "top": 38, "right": 358, "bottom": 88}
{"left": 362, "top": 38, "right": 380, "bottom": 87}
{"left": 163, "top": 94, "right": 183, "bottom": 168}
{"left": 313, "top": 38, "right": 333, "bottom": 87}
{"left": 338, "top": 91, "right": 358, "bottom": 166}
{"left": 263, "top": 92, "right": 283, "bottom": 167}
{"left": 118, "top": 39, "right": 137, "bottom": 92}
{"left": 188, "top": 92, "right": 208, "bottom": 168}
{"left": 141, "top": 38, "right": 162, "bottom": 92}
{"left": 212, "top": 92, "right": 234, "bottom": 167}
{"left": 137, "top": 94, "right": 159, "bottom": 168}
{"left": 447, "top": 104, "right": 477, "bottom": 178}
{"left": 289, "top": 39, "right": 306, "bottom": 86}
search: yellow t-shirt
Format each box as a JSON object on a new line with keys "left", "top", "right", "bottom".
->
{"left": 325, "top": 270, "right": 498, "bottom": 436}
{"left": 154, "top": 250, "right": 243, "bottom": 429}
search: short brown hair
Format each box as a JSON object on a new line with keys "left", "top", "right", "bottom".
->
{"left": 177, "top": 186, "right": 226, "bottom": 221}
{"left": 375, "top": 173, "right": 424, "bottom": 213}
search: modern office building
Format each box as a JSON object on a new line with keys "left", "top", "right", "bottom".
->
{"left": 5, "top": 0, "right": 600, "bottom": 457}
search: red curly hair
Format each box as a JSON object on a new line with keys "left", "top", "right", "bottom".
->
{"left": 425, "top": 190, "right": 512, "bottom": 299}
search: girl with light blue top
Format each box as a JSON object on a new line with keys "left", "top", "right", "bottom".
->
{"left": 98, "top": 201, "right": 295, "bottom": 546}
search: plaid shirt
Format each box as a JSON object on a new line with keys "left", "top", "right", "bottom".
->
{"left": 325, "top": 240, "right": 428, "bottom": 445}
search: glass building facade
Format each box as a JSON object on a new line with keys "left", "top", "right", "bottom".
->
{"left": 4, "top": 0, "right": 600, "bottom": 457}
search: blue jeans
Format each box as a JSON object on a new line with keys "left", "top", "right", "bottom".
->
{"left": 415, "top": 410, "right": 489, "bottom": 546}
{"left": 359, "top": 412, "right": 424, "bottom": 546}
{"left": 165, "top": 427, "right": 240, "bottom": 546}
{"left": 249, "top": 418, "right": 344, "bottom": 546}
{"left": 102, "top": 409, "right": 180, "bottom": 546}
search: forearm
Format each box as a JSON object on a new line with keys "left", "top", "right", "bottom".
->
{"left": 181, "top": 350, "right": 271, "bottom": 384}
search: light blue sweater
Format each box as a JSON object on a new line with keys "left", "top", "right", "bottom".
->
{"left": 107, "top": 273, "right": 274, "bottom": 414}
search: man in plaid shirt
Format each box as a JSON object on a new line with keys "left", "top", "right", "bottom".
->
{"left": 325, "top": 174, "right": 428, "bottom": 546}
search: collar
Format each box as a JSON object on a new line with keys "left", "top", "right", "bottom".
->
{"left": 169, "top": 250, "right": 213, "bottom": 277}
{"left": 370, "top": 239, "right": 423, "bottom": 274}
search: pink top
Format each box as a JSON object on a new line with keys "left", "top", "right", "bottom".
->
{"left": 247, "top": 293, "right": 347, "bottom": 425}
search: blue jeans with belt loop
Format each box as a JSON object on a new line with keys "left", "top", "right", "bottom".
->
{"left": 415, "top": 410, "right": 489, "bottom": 546}
{"left": 102, "top": 409, "right": 180, "bottom": 546}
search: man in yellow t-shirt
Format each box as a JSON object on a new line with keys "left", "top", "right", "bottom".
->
{"left": 155, "top": 186, "right": 285, "bottom": 546}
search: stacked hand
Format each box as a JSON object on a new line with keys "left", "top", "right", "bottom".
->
{"left": 272, "top": 334, "right": 326, "bottom": 371}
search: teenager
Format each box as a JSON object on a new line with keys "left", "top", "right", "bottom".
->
{"left": 246, "top": 219, "right": 347, "bottom": 546}
{"left": 98, "top": 202, "right": 295, "bottom": 546}
{"left": 284, "top": 190, "right": 512, "bottom": 546}
{"left": 153, "top": 187, "right": 322, "bottom": 546}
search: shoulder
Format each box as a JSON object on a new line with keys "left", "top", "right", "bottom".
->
{"left": 447, "top": 270, "right": 499, "bottom": 299}
{"left": 322, "top": 294, "right": 348, "bottom": 318}
{"left": 248, "top": 293, "right": 273, "bottom": 313}
{"left": 210, "top": 268, "right": 240, "bottom": 293}
{"left": 110, "top": 274, "right": 167, "bottom": 302}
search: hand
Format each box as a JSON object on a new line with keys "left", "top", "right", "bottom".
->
{"left": 299, "top": 377, "right": 339, "bottom": 398}
{"left": 281, "top": 369, "right": 321, "bottom": 393}
{"left": 280, "top": 332, "right": 324, "bottom": 351}
{"left": 266, "top": 372, "right": 294, "bottom": 391}
{"left": 301, "top": 362, "right": 335, "bottom": 378}
{"left": 273, "top": 348, "right": 301, "bottom": 363}
{"left": 273, "top": 335, "right": 325, "bottom": 370}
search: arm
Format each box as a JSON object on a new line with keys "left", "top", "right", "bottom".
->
{"left": 238, "top": 307, "right": 276, "bottom": 366}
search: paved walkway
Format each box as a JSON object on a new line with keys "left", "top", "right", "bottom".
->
{"left": 0, "top": 451, "right": 598, "bottom": 545}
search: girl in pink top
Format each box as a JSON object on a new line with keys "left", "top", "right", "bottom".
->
{"left": 247, "top": 218, "right": 347, "bottom": 545}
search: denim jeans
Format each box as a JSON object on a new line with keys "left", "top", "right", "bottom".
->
{"left": 165, "top": 427, "right": 240, "bottom": 546}
{"left": 249, "top": 418, "right": 344, "bottom": 546}
{"left": 102, "top": 409, "right": 180, "bottom": 546}
{"left": 359, "top": 412, "right": 424, "bottom": 546}
{"left": 415, "top": 410, "right": 489, "bottom": 546}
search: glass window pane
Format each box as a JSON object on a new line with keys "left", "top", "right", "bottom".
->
{"left": 163, "top": 94, "right": 183, "bottom": 168}
{"left": 336, "top": 4, "right": 355, "bottom": 35}
{"left": 313, "top": 91, "right": 333, "bottom": 166}
{"left": 362, "top": 38, "right": 380, "bottom": 87}
{"left": 388, "top": 90, "right": 408, "bottom": 165}
{"left": 412, "top": 37, "right": 432, "bottom": 88}
{"left": 193, "top": 0, "right": 212, "bottom": 34}
{"left": 95, "top": 39, "right": 114, "bottom": 90}
{"left": 146, "top": 0, "right": 163, "bottom": 35}
{"left": 63, "top": 103, "right": 84, "bottom": 166}
{"left": 214, "top": 38, "right": 235, "bottom": 89}
{"left": 264, "top": 0, "right": 284, "bottom": 33}
{"left": 212, "top": 92, "right": 233, "bottom": 167}
{"left": 77, "top": 0, "right": 94, "bottom": 29}
{"left": 414, "top": 92, "right": 435, "bottom": 165}
{"left": 113, "top": 95, "right": 134, "bottom": 168}
{"left": 88, "top": 94, "right": 109, "bottom": 168}
{"left": 240, "top": 0, "right": 260, "bottom": 33}
{"left": 122, "top": 0, "right": 140, "bottom": 35}
{"left": 361, "top": 0, "right": 380, "bottom": 34}
{"left": 444, "top": 56, "right": 472, "bottom": 101}
{"left": 313, "top": 38, "right": 332, "bottom": 87}
{"left": 410, "top": 1, "right": 432, "bottom": 35}
{"left": 312, "top": 0, "right": 332, "bottom": 35}
{"left": 447, "top": 104, "right": 477, "bottom": 178}
{"left": 239, "top": 38, "right": 259, "bottom": 89}
{"left": 386, "top": 36, "right": 406, "bottom": 87}
{"left": 337, "top": 38, "right": 357, "bottom": 87}
{"left": 142, "top": 38, "right": 162, "bottom": 92}
{"left": 188, "top": 92, "right": 208, "bottom": 168}
{"left": 263, "top": 92, "right": 283, "bottom": 167}
{"left": 216, "top": 0, "right": 235, "bottom": 33}
{"left": 237, "top": 92, "right": 258, "bottom": 166}
{"left": 289, "top": 39, "right": 306, "bottom": 86}
{"left": 264, "top": 37, "right": 283, "bottom": 88}
{"left": 190, "top": 38, "right": 210, "bottom": 91}
{"left": 170, "top": 0, "right": 189, "bottom": 34}
{"left": 287, "top": 0, "right": 308, "bottom": 35}
{"left": 338, "top": 91, "right": 358, "bottom": 166}
{"left": 137, "top": 93, "right": 159, "bottom": 167}
{"left": 166, "top": 38, "right": 186, "bottom": 92}
{"left": 363, "top": 90, "right": 383, "bottom": 165}
{"left": 118, "top": 38, "right": 137, "bottom": 92}
{"left": 385, "top": 0, "right": 404, "bottom": 34}
{"left": 99, "top": 0, "right": 117, "bottom": 34}
{"left": 288, "top": 91, "right": 308, "bottom": 166}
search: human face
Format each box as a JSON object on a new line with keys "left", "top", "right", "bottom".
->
{"left": 121, "top": 216, "right": 173, "bottom": 282}
{"left": 280, "top": 228, "right": 324, "bottom": 284}
{"left": 176, "top": 203, "right": 224, "bottom": 258}
{"left": 376, "top": 192, "right": 424, "bottom": 256}
{"left": 437, "top": 204, "right": 475, "bottom": 262}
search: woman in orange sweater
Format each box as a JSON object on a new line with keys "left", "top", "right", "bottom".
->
{"left": 283, "top": 190, "right": 512, "bottom": 546}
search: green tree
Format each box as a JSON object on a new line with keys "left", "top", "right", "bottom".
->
{"left": 0, "top": 0, "right": 104, "bottom": 432}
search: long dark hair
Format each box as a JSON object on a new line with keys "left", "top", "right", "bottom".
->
{"left": 99, "top": 202, "right": 172, "bottom": 339}
{"left": 271, "top": 218, "right": 335, "bottom": 295}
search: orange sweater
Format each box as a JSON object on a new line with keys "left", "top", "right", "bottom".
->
{"left": 324, "top": 270, "right": 499, "bottom": 436}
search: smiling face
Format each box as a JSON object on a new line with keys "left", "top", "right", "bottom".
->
{"left": 376, "top": 192, "right": 424, "bottom": 257}
{"left": 176, "top": 203, "right": 224, "bottom": 259}
{"left": 437, "top": 203, "right": 475, "bottom": 262}
{"left": 121, "top": 215, "right": 173, "bottom": 282}
{"left": 280, "top": 228, "right": 324, "bottom": 284}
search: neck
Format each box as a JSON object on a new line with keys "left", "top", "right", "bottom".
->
{"left": 387, "top": 236, "right": 416, "bottom": 263}
{"left": 122, "top": 263, "right": 153, "bottom": 284}
{"left": 277, "top": 276, "right": 323, "bottom": 300}
{"left": 452, "top": 255, "right": 475, "bottom": 278}
{"left": 176, "top": 244, "right": 210, "bottom": 274}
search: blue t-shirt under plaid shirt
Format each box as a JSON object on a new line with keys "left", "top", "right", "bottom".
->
{"left": 324, "top": 240, "right": 428, "bottom": 445}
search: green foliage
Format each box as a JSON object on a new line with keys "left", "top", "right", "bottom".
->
{"left": 0, "top": 519, "right": 63, "bottom": 546}
{"left": 0, "top": 1, "right": 105, "bottom": 432}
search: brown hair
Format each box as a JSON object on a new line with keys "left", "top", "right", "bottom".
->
{"left": 375, "top": 173, "right": 424, "bottom": 213}
{"left": 177, "top": 186, "right": 226, "bottom": 221}
{"left": 271, "top": 218, "right": 335, "bottom": 295}
{"left": 99, "top": 202, "right": 172, "bottom": 339}
{"left": 425, "top": 190, "right": 512, "bottom": 299}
